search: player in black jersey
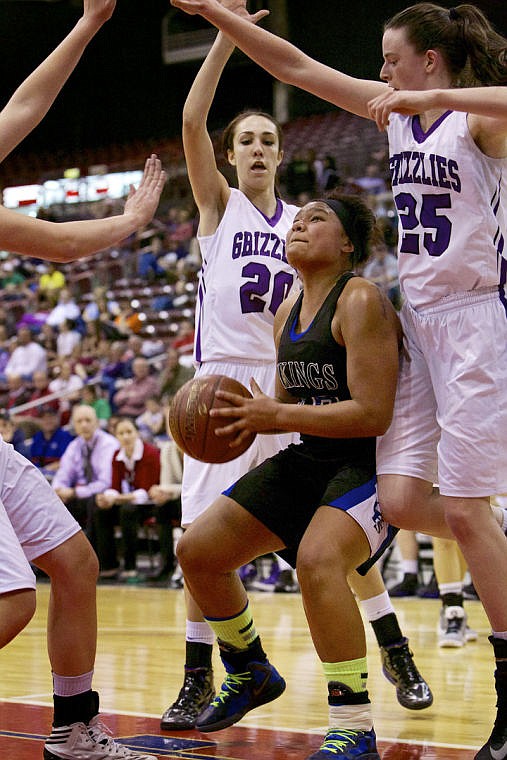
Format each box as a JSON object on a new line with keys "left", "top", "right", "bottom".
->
{"left": 175, "top": 193, "right": 401, "bottom": 760}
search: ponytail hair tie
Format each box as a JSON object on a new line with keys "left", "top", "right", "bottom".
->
{"left": 449, "top": 7, "right": 459, "bottom": 20}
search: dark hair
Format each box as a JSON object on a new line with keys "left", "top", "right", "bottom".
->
{"left": 384, "top": 3, "right": 507, "bottom": 86}
{"left": 324, "top": 191, "right": 377, "bottom": 266}
{"left": 39, "top": 405, "right": 58, "bottom": 416}
{"left": 113, "top": 416, "right": 138, "bottom": 433}
{"left": 221, "top": 110, "right": 284, "bottom": 156}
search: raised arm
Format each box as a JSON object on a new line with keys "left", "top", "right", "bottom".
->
{"left": 0, "top": 154, "right": 166, "bottom": 262}
{"left": 0, "top": 0, "right": 116, "bottom": 163}
{"left": 182, "top": 32, "right": 236, "bottom": 234}
{"left": 182, "top": 2, "right": 269, "bottom": 234}
{"left": 171, "top": 0, "right": 387, "bottom": 119}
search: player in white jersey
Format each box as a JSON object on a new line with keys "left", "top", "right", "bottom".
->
{"left": 0, "top": 2, "right": 165, "bottom": 759}
{"left": 187, "top": 183, "right": 300, "bottom": 522}
{"left": 170, "top": 1, "right": 507, "bottom": 757}
{"left": 162, "top": 4, "right": 433, "bottom": 737}
{"left": 184, "top": 186, "right": 300, "bottom": 524}
{"left": 388, "top": 108, "right": 507, "bottom": 307}
{"left": 194, "top": 187, "right": 299, "bottom": 365}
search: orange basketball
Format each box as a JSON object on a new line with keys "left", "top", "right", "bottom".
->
{"left": 167, "top": 374, "right": 256, "bottom": 463}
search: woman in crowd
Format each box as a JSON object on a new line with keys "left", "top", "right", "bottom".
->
{"left": 95, "top": 417, "right": 161, "bottom": 581}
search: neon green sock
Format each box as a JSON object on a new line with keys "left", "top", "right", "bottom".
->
{"left": 204, "top": 602, "right": 257, "bottom": 650}
{"left": 322, "top": 657, "right": 368, "bottom": 693}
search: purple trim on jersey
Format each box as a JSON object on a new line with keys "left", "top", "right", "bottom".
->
{"left": 497, "top": 276, "right": 507, "bottom": 320}
{"left": 497, "top": 238, "right": 507, "bottom": 318}
{"left": 412, "top": 110, "right": 453, "bottom": 144}
{"left": 491, "top": 179, "right": 507, "bottom": 318}
{"left": 251, "top": 196, "right": 284, "bottom": 228}
{"left": 194, "top": 273, "right": 206, "bottom": 363}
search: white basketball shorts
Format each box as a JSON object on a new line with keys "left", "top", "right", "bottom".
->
{"left": 0, "top": 440, "right": 80, "bottom": 592}
{"left": 377, "top": 287, "right": 507, "bottom": 497}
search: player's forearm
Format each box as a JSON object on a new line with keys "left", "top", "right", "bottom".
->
{"left": 432, "top": 86, "right": 507, "bottom": 119}
{"left": 55, "top": 212, "right": 152, "bottom": 261}
{"left": 2, "top": 155, "right": 164, "bottom": 262}
{"left": 199, "top": 3, "right": 380, "bottom": 119}
{"left": 6, "top": 212, "right": 147, "bottom": 264}
{"left": 202, "top": 3, "right": 305, "bottom": 87}
{"left": 275, "top": 397, "right": 391, "bottom": 439}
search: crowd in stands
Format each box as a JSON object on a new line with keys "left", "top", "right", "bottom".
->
{"left": 0, "top": 109, "right": 406, "bottom": 589}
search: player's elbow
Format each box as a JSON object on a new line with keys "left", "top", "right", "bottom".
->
{"left": 48, "top": 237, "right": 81, "bottom": 263}
{"left": 276, "top": 53, "right": 308, "bottom": 87}
{"left": 182, "top": 107, "right": 202, "bottom": 137}
{"left": 373, "top": 417, "right": 392, "bottom": 437}
{"left": 366, "top": 405, "right": 393, "bottom": 437}
{"left": 32, "top": 232, "right": 81, "bottom": 263}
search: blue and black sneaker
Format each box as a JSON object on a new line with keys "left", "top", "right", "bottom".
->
{"left": 195, "top": 660, "right": 285, "bottom": 732}
{"left": 306, "top": 728, "right": 381, "bottom": 759}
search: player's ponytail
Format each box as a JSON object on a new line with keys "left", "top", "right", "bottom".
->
{"left": 454, "top": 5, "right": 507, "bottom": 86}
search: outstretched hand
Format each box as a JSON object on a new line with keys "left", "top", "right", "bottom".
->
{"left": 170, "top": 0, "right": 269, "bottom": 25}
{"left": 367, "top": 89, "right": 435, "bottom": 131}
{"left": 170, "top": 0, "right": 219, "bottom": 16}
{"left": 82, "top": 0, "right": 117, "bottom": 26}
{"left": 218, "top": 0, "right": 269, "bottom": 24}
{"left": 210, "top": 377, "right": 282, "bottom": 447}
{"left": 123, "top": 154, "right": 166, "bottom": 229}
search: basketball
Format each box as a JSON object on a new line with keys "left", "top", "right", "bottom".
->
{"left": 167, "top": 374, "right": 256, "bottom": 463}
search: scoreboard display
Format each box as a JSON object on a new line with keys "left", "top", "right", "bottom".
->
{"left": 3, "top": 170, "right": 144, "bottom": 212}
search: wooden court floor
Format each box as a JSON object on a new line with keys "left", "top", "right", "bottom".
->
{"left": 0, "top": 581, "right": 495, "bottom": 758}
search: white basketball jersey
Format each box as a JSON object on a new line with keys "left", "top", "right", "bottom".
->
{"left": 388, "top": 111, "right": 507, "bottom": 310}
{"left": 194, "top": 188, "right": 300, "bottom": 363}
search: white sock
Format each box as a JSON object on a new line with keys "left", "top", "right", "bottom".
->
{"left": 329, "top": 702, "right": 373, "bottom": 731}
{"left": 439, "top": 582, "right": 463, "bottom": 597}
{"left": 52, "top": 670, "right": 94, "bottom": 697}
{"left": 186, "top": 620, "right": 215, "bottom": 646}
{"left": 360, "top": 591, "right": 393, "bottom": 622}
